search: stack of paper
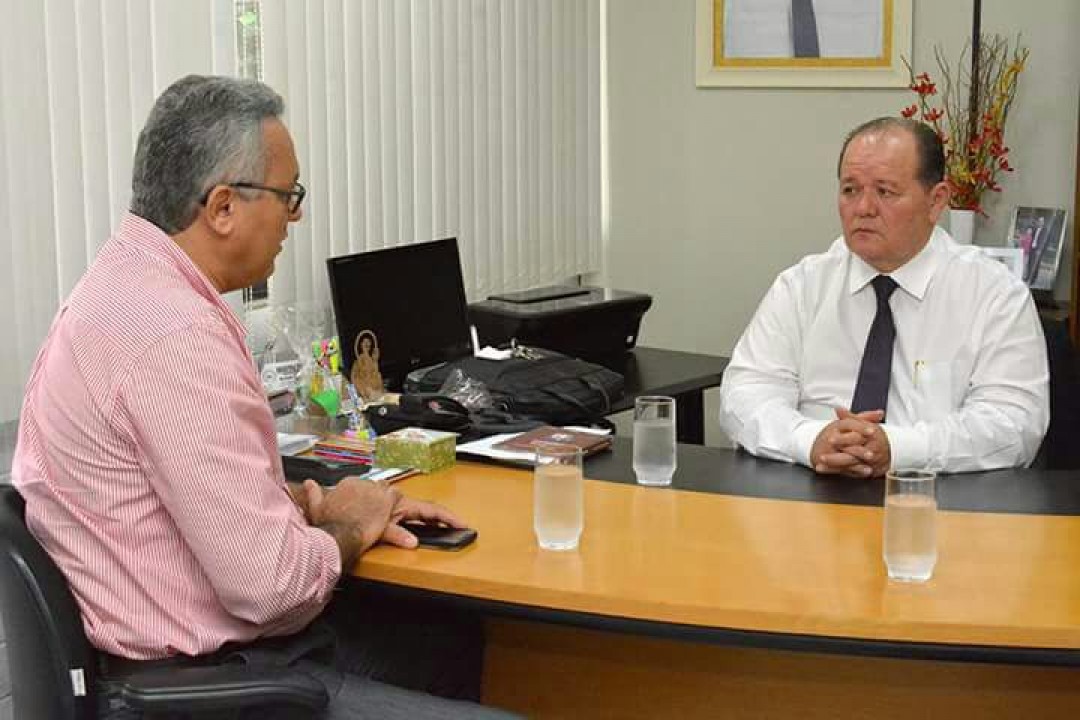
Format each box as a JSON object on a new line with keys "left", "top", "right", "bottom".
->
{"left": 492, "top": 426, "right": 612, "bottom": 457}
{"left": 458, "top": 426, "right": 611, "bottom": 464}
{"left": 277, "top": 433, "right": 319, "bottom": 456}
{"left": 311, "top": 433, "right": 376, "bottom": 465}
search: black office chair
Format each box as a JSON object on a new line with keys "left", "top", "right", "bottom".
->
{"left": 0, "top": 484, "right": 328, "bottom": 719}
{"left": 1032, "top": 315, "right": 1080, "bottom": 470}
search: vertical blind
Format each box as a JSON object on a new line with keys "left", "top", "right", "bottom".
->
{"left": 0, "top": 0, "right": 605, "bottom": 425}
{"left": 0, "top": 0, "right": 236, "bottom": 423}
{"left": 259, "top": 0, "right": 604, "bottom": 311}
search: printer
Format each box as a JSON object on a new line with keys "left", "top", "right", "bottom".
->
{"left": 468, "top": 285, "right": 652, "bottom": 361}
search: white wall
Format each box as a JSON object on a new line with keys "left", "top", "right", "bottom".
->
{"left": 601, "top": 0, "right": 1079, "bottom": 446}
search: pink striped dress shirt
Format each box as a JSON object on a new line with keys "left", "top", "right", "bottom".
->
{"left": 12, "top": 213, "right": 340, "bottom": 660}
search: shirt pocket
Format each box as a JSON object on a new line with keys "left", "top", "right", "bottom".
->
{"left": 914, "top": 361, "right": 954, "bottom": 421}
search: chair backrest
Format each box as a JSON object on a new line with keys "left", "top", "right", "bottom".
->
{"left": 0, "top": 485, "right": 98, "bottom": 719}
{"left": 1033, "top": 315, "right": 1080, "bottom": 470}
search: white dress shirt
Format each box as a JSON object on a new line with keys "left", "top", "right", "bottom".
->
{"left": 719, "top": 226, "right": 1050, "bottom": 473}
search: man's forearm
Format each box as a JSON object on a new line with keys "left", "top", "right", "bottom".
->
{"left": 720, "top": 387, "right": 824, "bottom": 466}
{"left": 886, "top": 402, "right": 1045, "bottom": 473}
{"left": 316, "top": 522, "right": 365, "bottom": 573}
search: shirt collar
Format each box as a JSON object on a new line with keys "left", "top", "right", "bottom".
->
{"left": 115, "top": 212, "right": 247, "bottom": 340}
{"left": 847, "top": 225, "right": 949, "bottom": 301}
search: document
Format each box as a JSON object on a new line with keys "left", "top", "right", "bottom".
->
{"left": 458, "top": 427, "right": 611, "bottom": 465}
{"left": 492, "top": 425, "right": 612, "bottom": 457}
{"left": 277, "top": 432, "right": 319, "bottom": 456}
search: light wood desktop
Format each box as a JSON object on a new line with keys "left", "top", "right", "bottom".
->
{"left": 352, "top": 445, "right": 1080, "bottom": 718}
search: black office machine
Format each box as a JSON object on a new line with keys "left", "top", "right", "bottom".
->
{"left": 469, "top": 285, "right": 652, "bottom": 361}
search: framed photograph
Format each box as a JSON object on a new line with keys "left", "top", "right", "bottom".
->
{"left": 695, "top": 0, "right": 913, "bottom": 87}
{"left": 979, "top": 247, "right": 1025, "bottom": 281}
{"left": 1006, "top": 206, "right": 1069, "bottom": 291}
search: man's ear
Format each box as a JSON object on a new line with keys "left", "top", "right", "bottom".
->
{"left": 202, "top": 185, "right": 239, "bottom": 235}
{"left": 927, "top": 180, "right": 951, "bottom": 224}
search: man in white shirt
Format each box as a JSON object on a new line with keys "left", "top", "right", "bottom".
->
{"left": 719, "top": 117, "right": 1049, "bottom": 477}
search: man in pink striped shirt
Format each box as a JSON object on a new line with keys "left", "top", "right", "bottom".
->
{"left": 12, "top": 75, "right": 514, "bottom": 719}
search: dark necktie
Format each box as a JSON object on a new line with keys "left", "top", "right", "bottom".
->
{"left": 851, "top": 275, "right": 899, "bottom": 419}
{"left": 791, "top": 0, "right": 820, "bottom": 58}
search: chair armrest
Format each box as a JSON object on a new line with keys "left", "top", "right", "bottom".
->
{"left": 118, "top": 664, "right": 329, "bottom": 714}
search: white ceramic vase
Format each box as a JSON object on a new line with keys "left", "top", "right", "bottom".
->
{"left": 948, "top": 208, "right": 976, "bottom": 245}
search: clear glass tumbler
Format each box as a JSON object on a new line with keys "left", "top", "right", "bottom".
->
{"left": 883, "top": 470, "right": 938, "bottom": 582}
{"left": 632, "top": 396, "right": 677, "bottom": 486}
{"left": 533, "top": 442, "right": 584, "bottom": 551}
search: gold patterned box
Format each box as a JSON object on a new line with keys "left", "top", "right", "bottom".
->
{"left": 374, "top": 428, "right": 457, "bottom": 474}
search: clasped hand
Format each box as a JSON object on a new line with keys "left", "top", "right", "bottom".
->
{"left": 810, "top": 408, "right": 891, "bottom": 478}
{"left": 296, "top": 477, "right": 465, "bottom": 554}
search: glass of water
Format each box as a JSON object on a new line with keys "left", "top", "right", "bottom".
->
{"left": 533, "top": 442, "right": 584, "bottom": 551}
{"left": 883, "top": 470, "right": 937, "bottom": 583}
{"left": 632, "top": 396, "right": 677, "bottom": 486}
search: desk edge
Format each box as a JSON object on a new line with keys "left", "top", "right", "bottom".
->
{"left": 355, "top": 579, "right": 1080, "bottom": 668}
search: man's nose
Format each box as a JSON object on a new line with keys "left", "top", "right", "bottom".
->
{"left": 855, "top": 190, "right": 878, "bottom": 216}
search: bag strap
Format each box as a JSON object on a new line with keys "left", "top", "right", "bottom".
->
{"left": 534, "top": 389, "right": 617, "bottom": 432}
{"left": 541, "top": 388, "right": 597, "bottom": 423}
{"left": 468, "top": 409, "right": 546, "bottom": 435}
{"left": 579, "top": 375, "right": 613, "bottom": 414}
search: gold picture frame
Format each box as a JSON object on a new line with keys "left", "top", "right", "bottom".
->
{"left": 695, "top": 0, "right": 913, "bottom": 87}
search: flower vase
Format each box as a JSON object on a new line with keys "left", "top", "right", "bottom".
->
{"left": 948, "top": 208, "right": 976, "bottom": 245}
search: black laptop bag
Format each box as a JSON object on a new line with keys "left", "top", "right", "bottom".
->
{"left": 403, "top": 347, "right": 624, "bottom": 427}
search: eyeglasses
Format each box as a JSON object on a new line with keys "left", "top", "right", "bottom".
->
{"left": 201, "top": 181, "right": 307, "bottom": 214}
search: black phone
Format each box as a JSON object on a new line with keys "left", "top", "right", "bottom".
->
{"left": 400, "top": 522, "right": 478, "bottom": 550}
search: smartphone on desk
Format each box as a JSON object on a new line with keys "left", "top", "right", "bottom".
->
{"left": 399, "top": 522, "right": 478, "bottom": 550}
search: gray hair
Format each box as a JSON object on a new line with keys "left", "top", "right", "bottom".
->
{"left": 130, "top": 75, "right": 285, "bottom": 234}
{"left": 837, "top": 116, "right": 945, "bottom": 190}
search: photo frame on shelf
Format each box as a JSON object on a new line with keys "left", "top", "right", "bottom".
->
{"left": 1006, "top": 206, "right": 1069, "bottom": 291}
{"left": 695, "top": 0, "right": 913, "bottom": 87}
{"left": 979, "top": 247, "right": 1025, "bottom": 281}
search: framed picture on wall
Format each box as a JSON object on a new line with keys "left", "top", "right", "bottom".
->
{"left": 695, "top": 0, "right": 913, "bottom": 87}
{"left": 1006, "top": 206, "right": 1069, "bottom": 291}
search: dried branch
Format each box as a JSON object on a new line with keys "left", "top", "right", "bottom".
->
{"left": 902, "top": 35, "right": 1029, "bottom": 214}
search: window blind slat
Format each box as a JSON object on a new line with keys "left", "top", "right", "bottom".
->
{"left": 265, "top": 0, "right": 602, "bottom": 307}
{"left": 0, "top": 0, "right": 235, "bottom": 422}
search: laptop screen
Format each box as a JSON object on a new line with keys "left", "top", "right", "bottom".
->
{"left": 326, "top": 238, "right": 473, "bottom": 390}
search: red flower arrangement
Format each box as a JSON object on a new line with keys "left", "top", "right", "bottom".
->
{"left": 901, "top": 36, "right": 1029, "bottom": 215}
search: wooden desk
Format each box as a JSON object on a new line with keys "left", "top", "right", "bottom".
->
{"left": 353, "top": 444, "right": 1080, "bottom": 718}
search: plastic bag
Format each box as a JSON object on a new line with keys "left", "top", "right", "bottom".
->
{"left": 437, "top": 368, "right": 494, "bottom": 411}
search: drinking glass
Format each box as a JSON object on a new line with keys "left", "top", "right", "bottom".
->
{"left": 883, "top": 470, "right": 937, "bottom": 583}
{"left": 533, "top": 442, "right": 584, "bottom": 551}
{"left": 632, "top": 396, "right": 677, "bottom": 486}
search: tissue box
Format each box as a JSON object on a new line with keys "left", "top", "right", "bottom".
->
{"left": 375, "top": 428, "right": 456, "bottom": 474}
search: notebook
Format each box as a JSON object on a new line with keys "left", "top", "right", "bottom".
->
{"left": 491, "top": 425, "right": 613, "bottom": 457}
